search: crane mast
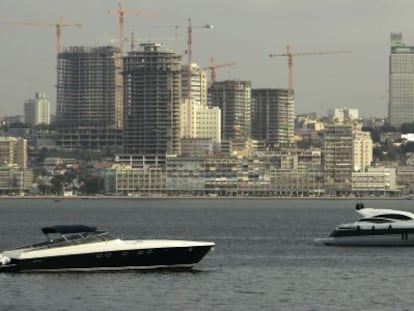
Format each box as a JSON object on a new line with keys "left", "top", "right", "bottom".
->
{"left": 108, "top": 1, "right": 158, "bottom": 55}
{"left": 204, "top": 57, "right": 237, "bottom": 84}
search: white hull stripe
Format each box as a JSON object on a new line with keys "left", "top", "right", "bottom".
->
{"left": 4, "top": 240, "right": 215, "bottom": 260}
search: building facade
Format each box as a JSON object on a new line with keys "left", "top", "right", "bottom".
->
{"left": 328, "top": 107, "right": 359, "bottom": 123}
{"left": 123, "top": 43, "right": 182, "bottom": 159}
{"left": 0, "top": 136, "right": 28, "bottom": 168}
{"left": 55, "top": 46, "right": 124, "bottom": 150}
{"left": 181, "top": 63, "right": 208, "bottom": 107}
{"left": 251, "top": 88, "right": 294, "bottom": 148}
{"left": 389, "top": 32, "right": 414, "bottom": 127}
{"left": 323, "top": 123, "right": 353, "bottom": 193}
{"left": 352, "top": 167, "right": 397, "bottom": 195}
{"left": 209, "top": 80, "right": 252, "bottom": 150}
{"left": 24, "top": 92, "right": 51, "bottom": 126}
{"left": 180, "top": 99, "right": 221, "bottom": 143}
{"left": 353, "top": 129, "right": 373, "bottom": 172}
{"left": 0, "top": 167, "right": 33, "bottom": 194}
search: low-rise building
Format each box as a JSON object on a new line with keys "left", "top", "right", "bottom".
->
{"left": 0, "top": 167, "right": 33, "bottom": 194}
{"left": 352, "top": 167, "right": 397, "bottom": 195}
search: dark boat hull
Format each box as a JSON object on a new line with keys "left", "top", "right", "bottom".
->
{"left": 1, "top": 245, "right": 213, "bottom": 272}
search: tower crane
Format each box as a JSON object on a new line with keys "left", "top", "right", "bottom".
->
{"left": 0, "top": 16, "right": 81, "bottom": 53}
{"left": 183, "top": 18, "right": 213, "bottom": 102}
{"left": 130, "top": 31, "right": 136, "bottom": 52}
{"left": 204, "top": 57, "right": 237, "bottom": 84}
{"left": 129, "top": 19, "right": 212, "bottom": 95}
{"left": 108, "top": 1, "right": 158, "bottom": 55}
{"left": 269, "top": 45, "right": 352, "bottom": 97}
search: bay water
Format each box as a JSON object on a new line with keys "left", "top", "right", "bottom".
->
{"left": 0, "top": 198, "right": 413, "bottom": 310}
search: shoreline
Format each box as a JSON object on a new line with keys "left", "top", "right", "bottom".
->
{"left": 0, "top": 195, "right": 409, "bottom": 200}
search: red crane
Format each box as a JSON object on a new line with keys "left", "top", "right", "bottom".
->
{"left": 269, "top": 45, "right": 351, "bottom": 97}
{"left": 185, "top": 18, "right": 213, "bottom": 102}
{"left": 204, "top": 57, "right": 237, "bottom": 84}
{"left": 0, "top": 16, "right": 81, "bottom": 53}
{"left": 108, "top": 1, "right": 158, "bottom": 55}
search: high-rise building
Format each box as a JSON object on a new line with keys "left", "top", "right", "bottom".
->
{"left": 389, "top": 32, "right": 414, "bottom": 128}
{"left": 323, "top": 123, "right": 353, "bottom": 194}
{"left": 251, "top": 88, "right": 294, "bottom": 148}
{"left": 209, "top": 80, "right": 251, "bottom": 150}
{"left": 55, "top": 46, "right": 124, "bottom": 150}
{"left": 24, "top": 92, "right": 51, "bottom": 126}
{"left": 180, "top": 62, "right": 221, "bottom": 145}
{"left": 123, "top": 43, "right": 182, "bottom": 160}
{"left": 180, "top": 100, "right": 221, "bottom": 143}
{"left": 181, "top": 63, "right": 208, "bottom": 106}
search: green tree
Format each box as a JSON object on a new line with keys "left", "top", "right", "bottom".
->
{"left": 50, "top": 175, "right": 65, "bottom": 195}
{"left": 80, "top": 176, "right": 104, "bottom": 194}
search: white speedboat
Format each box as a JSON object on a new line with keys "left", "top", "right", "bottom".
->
{"left": 0, "top": 225, "right": 215, "bottom": 272}
{"left": 315, "top": 203, "right": 414, "bottom": 246}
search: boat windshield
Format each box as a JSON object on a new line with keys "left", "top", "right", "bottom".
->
{"left": 16, "top": 231, "right": 118, "bottom": 251}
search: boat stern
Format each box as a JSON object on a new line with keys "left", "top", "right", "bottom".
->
{"left": 0, "top": 253, "right": 18, "bottom": 272}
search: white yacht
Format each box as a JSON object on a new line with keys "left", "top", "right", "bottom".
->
{"left": 0, "top": 225, "right": 215, "bottom": 272}
{"left": 315, "top": 203, "right": 414, "bottom": 246}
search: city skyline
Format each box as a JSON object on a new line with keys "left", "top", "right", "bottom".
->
{"left": 1, "top": 0, "right": 414, "bottom": 118}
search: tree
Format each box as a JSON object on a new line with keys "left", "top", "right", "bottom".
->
{"left": 401, "top": 141, "right": 414, "bottom": 153}
{"left": 80, "top": 176, "right": 104, "bottom": 194}
{"left": 50, "top": 175, "right": 65, "bottom": 195}
{"left": 362, "top": 126, "right": 380, "bottom": 143}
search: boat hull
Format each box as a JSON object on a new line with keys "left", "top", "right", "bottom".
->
{"left": 1, "top": 245, "right": 213, "bottom": 272}
{"left": 315, "top": 233, "right": 414, "bottom": 246}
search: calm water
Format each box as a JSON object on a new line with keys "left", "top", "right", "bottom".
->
{"left": 1, "top": 198, "right": 414, "bottom": 311}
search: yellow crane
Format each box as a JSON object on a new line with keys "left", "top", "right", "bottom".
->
{"left": 269, "top": 45, "right": 351, "bottom": 97}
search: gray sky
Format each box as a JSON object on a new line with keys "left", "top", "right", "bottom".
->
{"left": 0, "top": 0, "right": 413, "bottom": 118}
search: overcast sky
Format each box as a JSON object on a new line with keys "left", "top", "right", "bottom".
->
{"left": 1, "top": 0, "right": 413, "bottom": 118}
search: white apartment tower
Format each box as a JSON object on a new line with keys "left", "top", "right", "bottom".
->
{"left": 328, "top": 107, "right": 359, "bottom": 123}
{"left": 180, "top": 99, "right": 221, "bottom": 143}
{"left": 24, "top": 92, "right": 51, "bottom": 126}
{"left": 353, "top": 130, "right": 373, "bottom": 172}
{"left": 181, "top": 63, "right": 208, "bottom": 106}
{"left": 180, "top": 62, "right": 221, "bottom": 145}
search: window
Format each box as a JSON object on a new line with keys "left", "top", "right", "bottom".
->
{"left": 377, "top": 214, "right": 413, "bottom": 220}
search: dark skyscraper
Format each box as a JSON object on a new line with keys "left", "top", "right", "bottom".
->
{"left": 123, "top": 43, "right": 182, "bottom": 160}
{"left": 251, "top": 88, "right": 294, "bottom": 148}
{"left": 389, "top": 32, "right": 414, "bottom": 128}
{"left": 55, "top": 46, "right": 123, "bottom": 150}
{"left": 209, "top": 80, "right": 251, "bottom": 150}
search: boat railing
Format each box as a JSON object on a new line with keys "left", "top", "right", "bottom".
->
{"left": 16, "top": 231, "right": 117, "bottom": 251}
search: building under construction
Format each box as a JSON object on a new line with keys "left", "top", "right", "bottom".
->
{"left": 251, "top": 88, "right": 295, "bottom": 148}
{"left": 208, "top": 80, "right": 252, "bottom": 151}
{"left": 55, "top": 46, "right": 124, "bottom": 151}
{"left": 122, "top": 43, "right": 182, "bottom": 165}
